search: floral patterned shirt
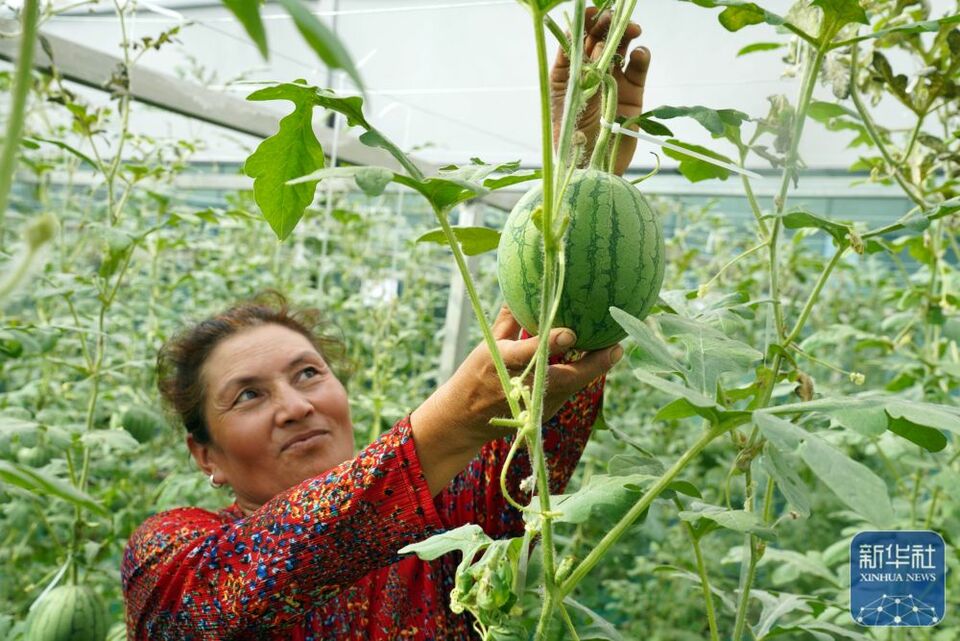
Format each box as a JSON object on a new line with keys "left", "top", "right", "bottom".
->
{"left": 121, "top": 376, "right": 604, "bottom": 640}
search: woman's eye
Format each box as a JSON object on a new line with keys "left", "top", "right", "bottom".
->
{"left": 300, "top": 366, "right": 321, "bottom": 380}
{"left": 235, "top": 389, "right": 257, "bottom": 404}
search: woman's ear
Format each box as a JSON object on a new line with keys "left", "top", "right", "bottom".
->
{"left": 187, "top": 434, "right": 221, "bottom": 481}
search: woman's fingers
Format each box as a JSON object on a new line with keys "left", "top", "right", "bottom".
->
{"left": 547, "top": 344, "right": 623, "bottom": 397}
{"left": 499, "top": 327, "right": 577, "bottom": 370}
{"left": 491, "top": 305, "right": 522, "bottom": 340}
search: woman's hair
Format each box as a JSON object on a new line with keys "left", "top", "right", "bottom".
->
{"left": 157, "top": 290, "right": 351, "bottom": 444}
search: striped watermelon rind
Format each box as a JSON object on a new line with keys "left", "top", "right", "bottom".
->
{"left": 497, "top": 169, "right": 665, "bottom": 350}
{"left": 27, "top": 585, "right": 108, "bottom": 641}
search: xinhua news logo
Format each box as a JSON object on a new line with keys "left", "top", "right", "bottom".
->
{"left": 850, "top": 530, "right": 946, "bottom": 627}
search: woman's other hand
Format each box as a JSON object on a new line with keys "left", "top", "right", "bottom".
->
{"left": 550, "top": 6, "right": 650, "bottom": 176}
{"left": 410, "top": 306, "right": 622, "bottom": 495}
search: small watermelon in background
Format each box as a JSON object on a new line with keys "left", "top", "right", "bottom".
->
{"left": 27, "top": 585, "right": 108, "bottom": 641}
{"left": 121, "top": 406, "right": 166, "bottom": 444}
{"left": 497, "top": 169, "right": 665, "bottom": 350}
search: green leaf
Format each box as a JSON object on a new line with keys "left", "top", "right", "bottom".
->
{"left": 831, "top": 404, "right": 887, "bottom": 437}
{"left": 244, "top": 82, "right": 326, "bottom": 240}
{"left": 637, "top": 117, "right": 673, "bottom": 137}
{"left": 657, "top": 313, "right": 762, "bottom": 398}
{"left": 416, "top": 226, "right": 500, "bottom": 256}
{"left": 0, "top": 461, "right": 107, "bottom": 515}
{"left": 737, "top": 42, "right": 784, "bottom": 56}
{"left": 631, "top": 369, "right": 721, "bottom": 412}
{"left": 806, "top": 100, "right": 856, "bottom": 122}
{"left": 754, "top": 412, "right": 804, "bottom": 451}
{"left": 562, "top": 596, "right": 627, "bottom": 641}
{"left": 886, "top": 416, "right": 947, "bottom": 453}
{"left": 760, "top": 443, "right": 811, "bottom": 518}
{"left": 398, "top": 523, "right": 491, "bottom": 561}
{"left": 221, "top": 0, "right": 268, "bottom": 58}
{"left": 610, "top": 307, "right": 683, "bottom": 376}
{"left": 678, "top": 501, "right": 777, "bottom": 541}
{"left": 752, "top": 590, "right": 813, "bottom": 639}
{"left": 776, "top": 209, "right": 852, "bottom": 247}
{"left": 536, "top": 474, "right": 652, "bottom": 525}
{"left": 288, "top": 166, "right": 394, "bottom": 197}
{"left": 885, "top": 400, "right": 960, "bottom": 436}
{"left": 81, "top": 429, "right": 140, "bottom": 452}
{"left": 276, "top": 0, "right": 364, "bottom": 91}
{"left": 647, "top": 105, "right": 750, "bottom": 136}
{"left": 797, "top": 435, "right": 895, "bottom": 527}
{"left": 662, "top": 139, "right": 735, "bottom": 182}
{"left": 679, "top": 0, "right": 787, "bottom": 31}
{"left": 753, "top": 412, "right": 893, "bottom": 527}
{"left": 810, "top": 0, "right": 868, "bottom": 31}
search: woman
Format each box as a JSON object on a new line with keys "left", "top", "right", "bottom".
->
{"left": 122, "top": 9, "right": 650, "bottom": 640}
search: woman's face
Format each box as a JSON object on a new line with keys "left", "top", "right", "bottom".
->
{"left": 189, "top": 323, "right": 355, "bottom": 513}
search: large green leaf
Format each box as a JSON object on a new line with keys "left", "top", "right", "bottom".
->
{"left": 760, "top": 443, "right": 811, "bottom": 518}
{"left": 657, "top": 313, "right": 762, "bottom": 398}
{"left": 766, "top": 396, "right": 958, "bottom": 453}
{"left": 221, "top": 0, "right": 268, "bottom": 58}
{"left": 533, "top": 473, "right": 697, "bottom": 526}
{"left": 276, "top": 0, "right": 364, "bottom": 91}
{"left": 775, "top": 209, "right": 853, "bottom": 247}
{"left": 0, "top": 461, "right": 107, "bottom": 515}
{"left": 609, "top": 307, "right": 683, "bottom": 376}
{"left": 662, "top": 139, "right": 736, "bottom": 182}
{"left": 754, "top": 413, "right": 894, "bottom": 527}
{"left": 244, "top": 82, "right": 326, "bottom": 240}
{"left": 646, "top": 105, "right": 750, "bottom": 137}
{"left": 678, "top": 501, "right": 777, "bottom": 541}
{"left": 398, "top": 523, "right": 491, "bottom": 561}
{"left": 416, "top": 226, "right": 501, "bottom": 256}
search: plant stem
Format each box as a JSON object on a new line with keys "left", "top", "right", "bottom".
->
{"left": 0, "top": 0, "right": 40, "bottom": 251}
{"left": 559, "top": 424, "right": 729, "bottom": 596}
{"left": 434, "top": 206, "right": 519, "bottom": 418}
{"left": 674, "top": 497, "right": 721, "bottom": 641}
{"left": 530, "top": 8, "right": 563, "bottom": 638}
{"left": 590, "top": 0, "right": 640, "bottom": 86}
{"left": 783, "top": 247, "right": 846, "bottom": 348}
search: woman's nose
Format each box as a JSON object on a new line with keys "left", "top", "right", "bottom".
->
{"left": 274, "top": 385, "right": 313, "bottom": 425}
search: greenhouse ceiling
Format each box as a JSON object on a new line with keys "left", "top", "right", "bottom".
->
{"left": 1, "top": 0, "right": 954, "bottom": 176}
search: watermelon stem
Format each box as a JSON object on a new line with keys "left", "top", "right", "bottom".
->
{"left": 588, "top": 75, "right": 618, "bottom": 171}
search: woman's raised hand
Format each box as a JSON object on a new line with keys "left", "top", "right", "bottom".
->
{"left": 410, "top": 306, "right": 621, "bottom": 495}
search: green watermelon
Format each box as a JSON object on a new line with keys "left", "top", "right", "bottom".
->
{"left": 27, "top": 585, "right": 108, "bottom": 641}
{"left": 121, "top": 406, "right": 166, "bottom": 444}
{"left": 497, "top": 169, "right": 665, "bottom": 350}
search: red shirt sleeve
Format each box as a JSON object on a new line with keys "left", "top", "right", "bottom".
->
{"left": 432, "top": 371, "right": 605, "bottom": 539}
{"left": 121, "top": 420, "right": 445, "bottom": 640}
